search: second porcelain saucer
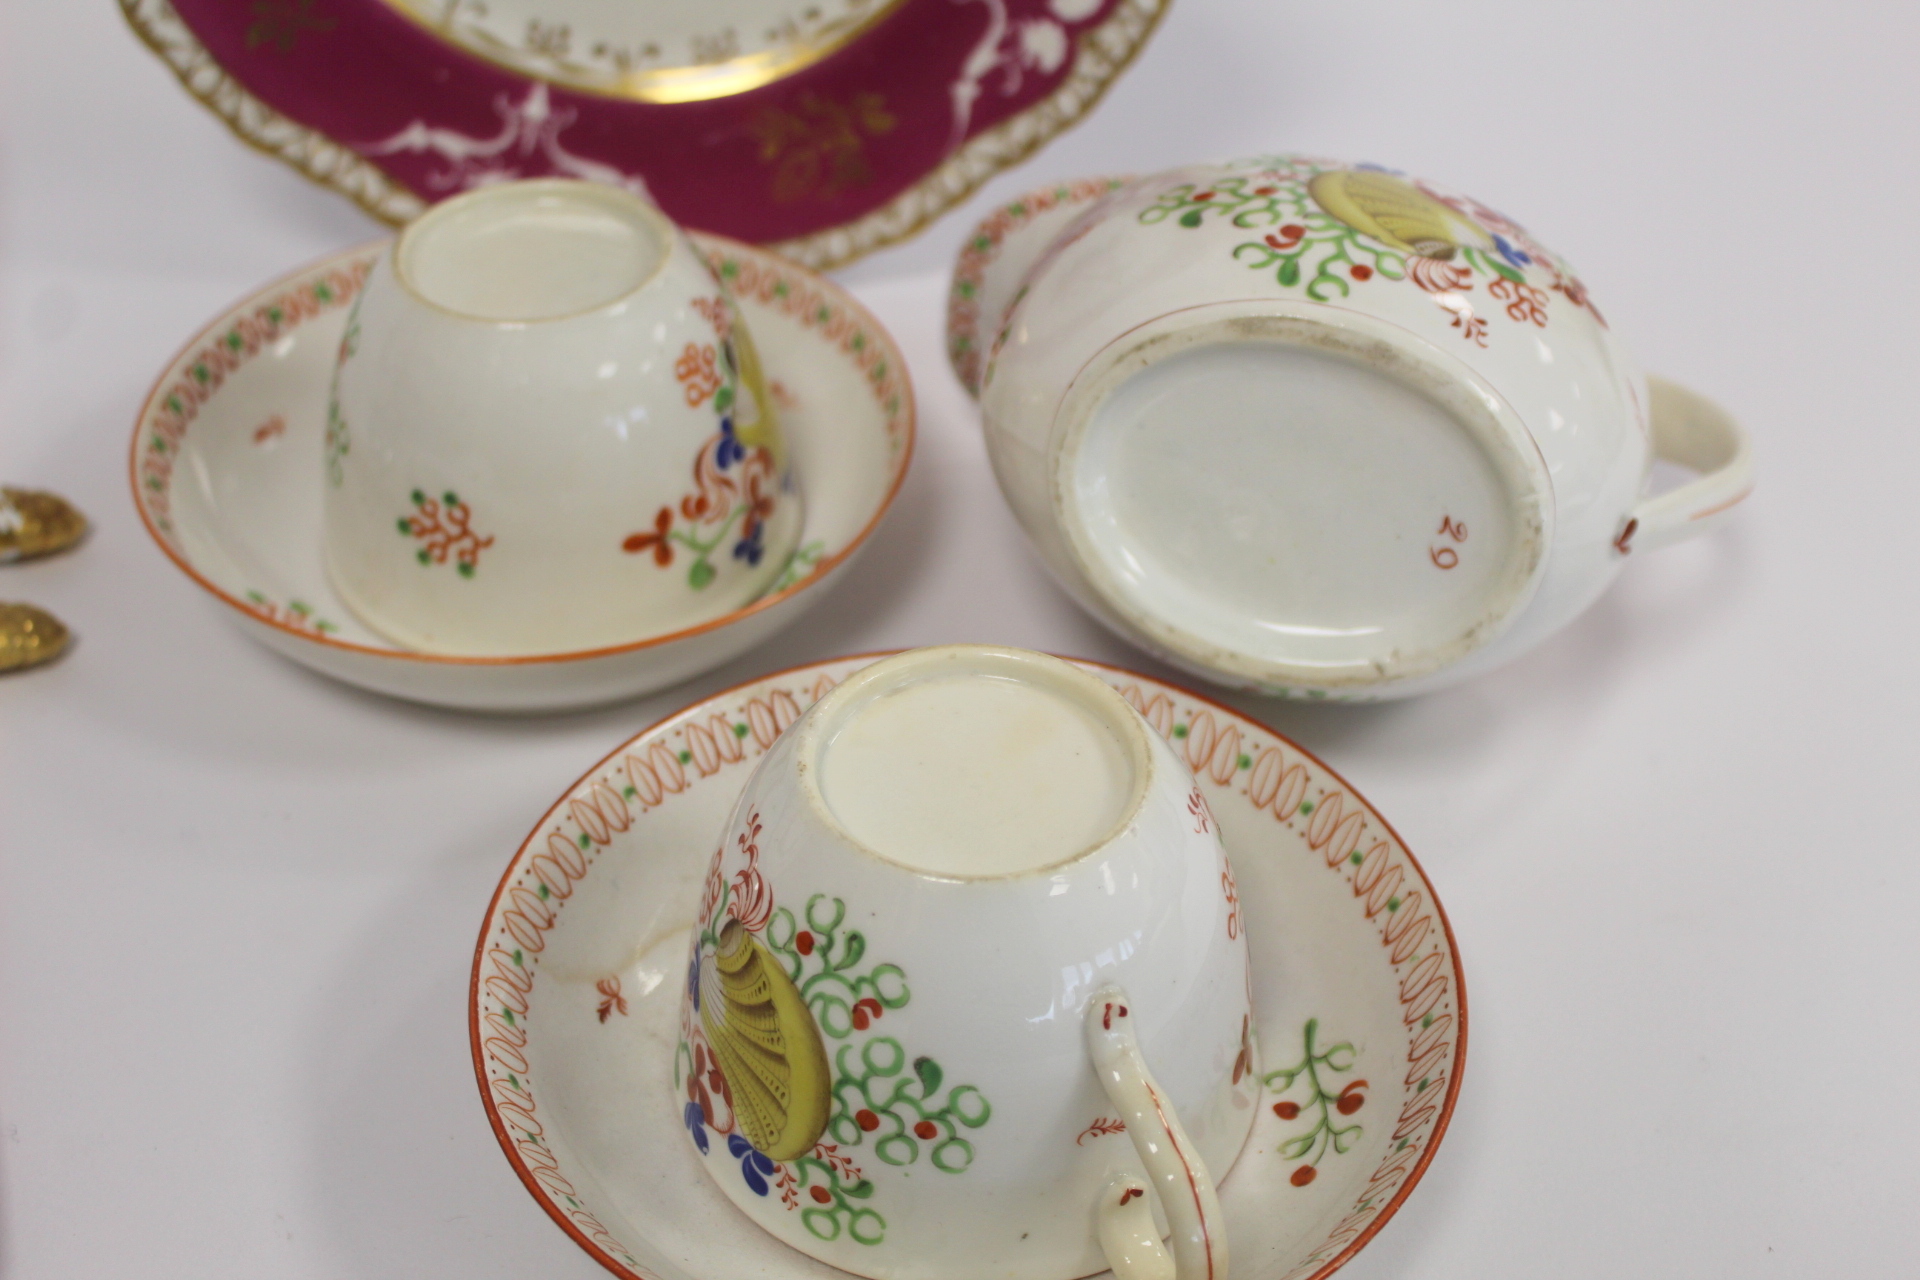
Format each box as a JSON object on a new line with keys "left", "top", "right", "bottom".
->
{"left": 130, "top": 239, "right": 912, "bottom": 712}
{"left": 472, "top": 655, "right": 1465, "bottom": 1280}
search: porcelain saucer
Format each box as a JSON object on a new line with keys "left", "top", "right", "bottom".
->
{"left": 472, "top": 655, "right": 1465, "bottom": 1280}
{"left": 131, "top": 240, "right": 912, "bottom": 712}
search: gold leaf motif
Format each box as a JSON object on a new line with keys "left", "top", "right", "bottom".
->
{"left": 0, "top": 603, "right": 71, "bottom": 674}
{"left": 0, "top": 488, "right": 87, "bottom": 563}
{"left": 749, "top": 93, "right": 896, "bottom": 203}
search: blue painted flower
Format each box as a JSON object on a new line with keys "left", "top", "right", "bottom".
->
{"left": 1493, "top": 234, "right": 1532, "bottom": 269}
{"left": 715, "top": 417, "right": 746, "bottom": 470}
{"left": 728, "top": 1133, "right": 776, "bottom": 1195}
{"left": 684, "top": 1101, "right": 710, "bottom": 1154}
{"left": 732, "top": 521, "right": 766, "bottom": 567}
{"left": 1355, "top": 161, "right": 1406, "bottom": 175}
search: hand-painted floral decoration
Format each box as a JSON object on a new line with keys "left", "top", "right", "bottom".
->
{"left": 1264, "top": 1017, "right": 1367, "bottom": 1187}
{"left": 623, "top": 298, "right": 788, "bottom": 589}
{"left": 398, "top": 489, "right": 493, "bottom": 576}
{"left": 676, "top": 808, "right": 992, "bottom": 1245}
{"left": 1139, "top": 156, "right": 1605, "bottom": 347}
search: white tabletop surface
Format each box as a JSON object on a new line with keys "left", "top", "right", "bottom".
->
{"left": 4, "top": 1, "right": 1917, "bottom": 1276}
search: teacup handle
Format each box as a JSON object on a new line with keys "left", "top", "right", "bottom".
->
{"left": 1085, "top": 986, "right": 1226, "bottom": 1280}
{"left": 1622, "top": 376, "right": 1754, "bottom": 555}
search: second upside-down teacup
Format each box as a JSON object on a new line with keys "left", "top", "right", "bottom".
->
{"left": 323, "top": 179, "right": 802, "bottom": 655}
{"left": 678, "top": 645, "right": 1258, "bottom": 1280}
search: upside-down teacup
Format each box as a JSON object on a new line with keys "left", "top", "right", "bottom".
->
{"left": 955, "top": 156, "right": 1753, "bottom": 700}
{"left": 677, "top": 645, "right": 1257, "bottom": 1280}
{"left": 323, "top": 179, "right": 801, "bottom": 655}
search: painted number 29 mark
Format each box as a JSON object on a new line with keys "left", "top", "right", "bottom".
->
{"left": 1430, "top": 515, "right": 1467, "bottom": 570}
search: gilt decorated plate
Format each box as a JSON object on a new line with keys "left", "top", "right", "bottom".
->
{"left": 121, "top": 0, "right": 1169, "bottom": 268}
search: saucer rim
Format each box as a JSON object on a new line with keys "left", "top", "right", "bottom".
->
{"left": 469, "top": 650, "right": 1468, "bottom": 1280}
{"left": 127, "top": 237, "right": 916, "bottom": 667}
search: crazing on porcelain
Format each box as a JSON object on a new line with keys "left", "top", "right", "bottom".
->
{"left": 623, "top": 296, "right": 788, "bottom": 589}
{"left": 472, "top": 660, "right": 1463, "bottom": 1280}
{"left": 675, "top": 806, "right": 992, "bottom": 1245}
{"left": 1137, "top": 156, "right": 1606, "bottom": 346}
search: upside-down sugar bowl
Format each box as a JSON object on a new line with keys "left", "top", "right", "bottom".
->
{"left": 953, "top": 156, "right": 1753, "bottom": 700}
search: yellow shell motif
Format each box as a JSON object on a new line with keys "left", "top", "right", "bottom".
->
{"left": 726, "top": 323, "right": 787, "bottom": 473}
{"left": 1308, "top": 169, "right": 1490, "bottom": 261}
{"left": 699, "top": 917, "right": 831, "bottom": 1161}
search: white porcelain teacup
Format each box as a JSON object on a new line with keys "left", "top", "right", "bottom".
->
{"left": 678, "top": 646, "right": 1256, "bottom": 1280}
{"left": 323, "top": 179, "right": 801, "bottom": 656}
{"left": 956, "top": 156, "right": 1753, "bottom": 700}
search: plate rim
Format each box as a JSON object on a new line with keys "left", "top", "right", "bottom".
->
{"left": 469, "top": 650, "right": 1468, "bottom": 1280}
{"left": 117, "top": 0, "right": 1173, "bottom": 270}
{"left": 127, "top": 238, "right": 916, "bottom": 667}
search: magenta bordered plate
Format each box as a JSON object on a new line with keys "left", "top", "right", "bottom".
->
{"left": 120, "top": 0, "right": 1169, "bottom": 268}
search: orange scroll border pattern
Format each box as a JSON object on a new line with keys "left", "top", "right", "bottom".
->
{"left": 945, "top": 175, "right": 1128, "bottom": 396}
{"left": 136, "top": 255, "right": 373, "bottom": 544}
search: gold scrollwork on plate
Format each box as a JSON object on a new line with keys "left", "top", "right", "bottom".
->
{"left": 379, "top": 0, "right": 911, "bottom": 103}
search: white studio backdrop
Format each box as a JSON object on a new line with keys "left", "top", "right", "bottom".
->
{"left": 3, "top": 1, "right": 1917, "bottom": 1276}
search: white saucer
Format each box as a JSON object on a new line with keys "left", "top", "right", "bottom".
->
{"left": 472, "top": 655, "right": 1465, "bottom": 1280}
{"left": 130, "top": 240, "right": 912, "bottom": 712}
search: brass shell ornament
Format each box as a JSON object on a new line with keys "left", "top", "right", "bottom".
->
{"left": 0, "top": 602, "right": 71, "bottom": 673}
{"left": 699, "top": 917, "right": 832, "bottom": 1161}
{"left": 0, "top": 487, "right": 88, "bottom": 563}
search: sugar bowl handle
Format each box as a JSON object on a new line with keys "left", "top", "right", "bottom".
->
{"left": 1085, "top": 987, "right": 1227, "bottom": 1280}
{"left": 1626, "top": 376, "right": 1754, "bottom": 555}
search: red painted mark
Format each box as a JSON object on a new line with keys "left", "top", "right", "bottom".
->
{"left": 1336, "top": 1080, "right": 1369, "bottom": 1115}
{"left": 252, "top": 414, "right": 286, "bottom": 444}
{"left": 1430, "top": 514, "right": 1467, "bottom": 569}
{"left": 855, "top": 1109, "right": 879, "bottom": 1132}
{"left": 1118, "top": 1005, "right": 1128, "bottom": 1018}
{"left": 1613, "top": 517, "right": 1638, "bottom": 556}
{"left": 1102, "top": 1002, "right": 1113, "bottom": 1031}
{"left": 914, "top": 1120, "right": 938, "bottom": 1140}
{"left": 1274, "top": 1101, "right": 1300, "bottom": 1119}
{"left": 1290, "top": 1165, "right": 1317, "bottom": 1187}
{"left": 1146, "top": 1082, "right": 1218, "bottom": 1280}
{"left": 1119, "top": 1187, "right": 1143, "bottom": 1205}
{"left": 1077, "top": 1117, "right": 1127, "bottom": 1145}
{"left": 810, "top": 1185, "right": 832, "bottom": 1203}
